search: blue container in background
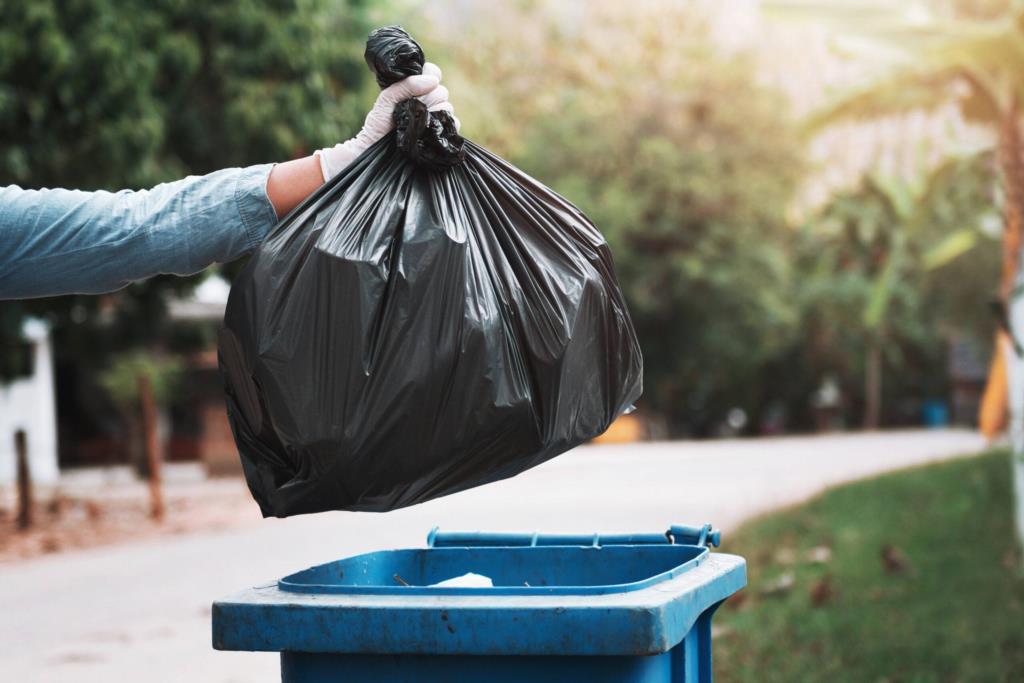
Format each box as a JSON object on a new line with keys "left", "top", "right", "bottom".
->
{"left": 213, "top": 524, "right": 746, "bottom": 682}
{"left": 921, "top": 399, "right": 950, "bottom": 428}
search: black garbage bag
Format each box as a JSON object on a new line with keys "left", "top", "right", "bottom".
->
{"left": 219, "top": 27, "right": 642, "bottom": 517}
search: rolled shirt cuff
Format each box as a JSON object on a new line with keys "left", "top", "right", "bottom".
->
{"left": 235, "top": 163, "right": 279, "bottom": 252}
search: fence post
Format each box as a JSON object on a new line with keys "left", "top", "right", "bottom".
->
{"left": 15, "top": 430, "right": 32, "bottom": 531}
{"left": 138, "top": 374, "right": 165, "bottom": 521}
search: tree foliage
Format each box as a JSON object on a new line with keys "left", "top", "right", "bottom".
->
{"left": 430, "top": 2, "right": 805, "bottom": 433}
{"left": 99, "top": 351, "right": 183, "bottom": 410}
{"left": 788, "top": 155, "right": 1001, "bottom": 426}
{"left": 764, "top": 0, "right": 1019, "bottom": 428}
{"left": 0, "top": 0, "right": 372, "bottom": 189}
{"left": 0, "top": 0, "right": 376, "bottom": 376}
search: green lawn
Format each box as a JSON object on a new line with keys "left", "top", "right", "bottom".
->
{"left": 714, "top": 450, "right": 1024, "bottom": 683}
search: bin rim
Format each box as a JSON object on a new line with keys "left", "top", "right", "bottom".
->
{"left": 213, "top": 551, "right": 748, "bottom": 656}
{"left": 277, "top": 543, "right": 709, "bottom": 596}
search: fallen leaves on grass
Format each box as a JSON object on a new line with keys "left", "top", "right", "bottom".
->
{"left": 881, "top": 544, "right": 915, "bottom": 575}
{"left": 809, "top": 573, "right": 835, "bottom": 607}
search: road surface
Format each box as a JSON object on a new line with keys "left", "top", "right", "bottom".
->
{"left": 0, "top": 429, "right": 985, "bottom": 682}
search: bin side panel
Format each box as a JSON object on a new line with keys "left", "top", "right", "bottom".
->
{"left": 281, "top": 651, "right": 672, "bottom": 682}
{"left": 215, "top": 601, "right": 661, "bottom": 656}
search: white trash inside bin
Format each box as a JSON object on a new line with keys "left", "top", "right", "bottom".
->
{"left": 429, "top": 572, "right": 494, "bottom": 588}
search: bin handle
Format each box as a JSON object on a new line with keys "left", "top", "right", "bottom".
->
{"left": 670, "top": 524, "right": 721, "bottom": 548}
{"left": 427, "top": 524, "right": 721, "bottom": 548}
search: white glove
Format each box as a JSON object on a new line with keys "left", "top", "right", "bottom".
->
{"left": 316, "top": 62, "right": 458, "bottom": 181}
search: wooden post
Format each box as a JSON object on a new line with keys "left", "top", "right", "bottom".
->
{"left": 138, "top": 374, "right": 165, "bottom": 521}
{"left": 14, "top": 430, "right": 32, "bottom": 531}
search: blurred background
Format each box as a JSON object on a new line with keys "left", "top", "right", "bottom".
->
{"left": 1, "top": 1, "right": 1021, "bottom": 681}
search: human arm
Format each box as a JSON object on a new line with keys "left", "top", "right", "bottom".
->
{"left": 0, "top": 66, "right": 453, "bottom": 300}
{"left": 0, "top": 165, "right": 277, "bottom": 299}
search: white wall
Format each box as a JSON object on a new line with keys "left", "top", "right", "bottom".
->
{"left": 0, "top": 319, "right": 59, "bottom": 488}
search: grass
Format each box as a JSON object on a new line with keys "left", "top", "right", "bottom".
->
{"left": 714, "top": 450, "right": 1024, "bottom": 683}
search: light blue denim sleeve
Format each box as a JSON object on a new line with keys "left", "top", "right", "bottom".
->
{"left": 0, "top": 164, "right": 278, "bottom": 299}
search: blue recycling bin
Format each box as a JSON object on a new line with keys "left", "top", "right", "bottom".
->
{"left": 213, "top": 524, "right": 746, "bottom": 682}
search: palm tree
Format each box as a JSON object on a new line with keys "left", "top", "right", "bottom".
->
{"left": 813, "top": 161, "right": 993, "bottom": 429}
{"left": 766, "top": 0, "right": 1024, "bottom": 541}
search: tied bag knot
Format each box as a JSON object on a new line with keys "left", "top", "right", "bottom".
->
{"left": 365, "top": 25, "right": 465, "bottom": 170}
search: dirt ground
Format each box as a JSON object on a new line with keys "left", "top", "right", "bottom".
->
{"left": 0, "top": 467, "right": 260, "bottom": 563}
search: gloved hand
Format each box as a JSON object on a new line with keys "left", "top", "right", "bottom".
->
{"left": 316, "top": 62, "right": 457, "bottom": 181}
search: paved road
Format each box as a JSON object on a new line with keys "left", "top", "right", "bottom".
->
{"left": 0, "top": 429, "right": 985, "bottom": 682}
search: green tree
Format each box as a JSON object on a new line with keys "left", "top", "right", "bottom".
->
{"left": 0, "top": 0, "right": 375, "bottom": 375}
{"left": 780, "top": 1, "right": 1023, "bottom": 300}
{"left": 1, "top": 0, "right": 372, "bottom": 189}
{"left": 794, "top": 157, "right": 1000, "bottom": 428}
{"left": 766, "top": 0, "right": 1024, "bottom": 551}
{"left": 431, "top": 2, "right": 805, "bottom": 434}
{"left": 99, "top": 351, "right": 183, "bottom": 475}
